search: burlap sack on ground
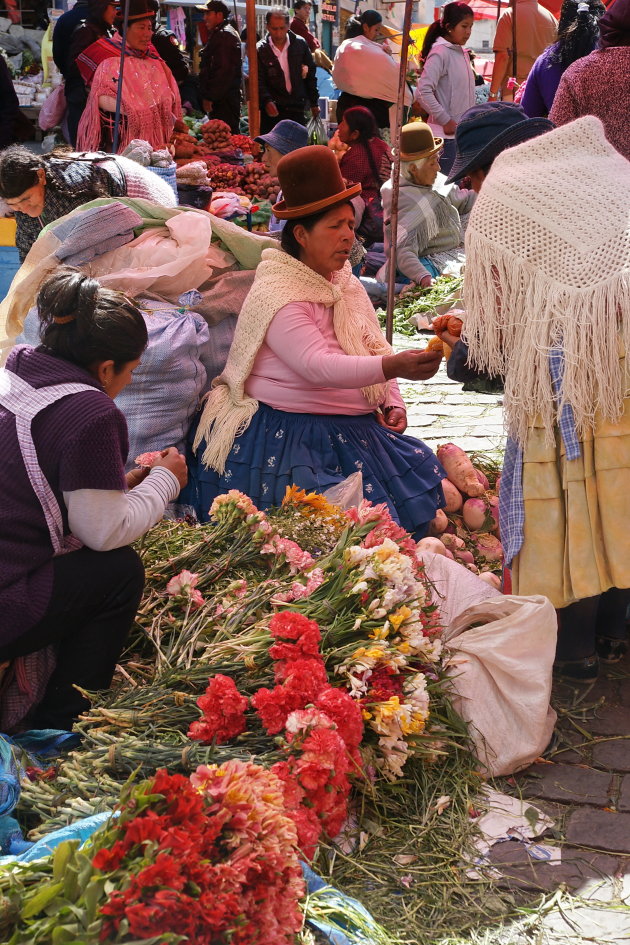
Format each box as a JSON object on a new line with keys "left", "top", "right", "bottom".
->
{"left": 441, "top": 594, "right": 557, "bottom": 776}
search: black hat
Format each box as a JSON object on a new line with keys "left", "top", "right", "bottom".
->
{"left": 446, "top": 102, "right": 554, "bottom": 184}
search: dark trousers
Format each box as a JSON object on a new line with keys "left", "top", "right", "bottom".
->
{"left": 260, "top": 102, "right": 307, "bottom": 134}
{"left": 556, "top": 587, "right": 630, "bottom": 661}
{"left": 0, "top": 546, "right": 144, "bottom": 730}
{"left": 64, "top": 79, "right": 87, "bottom": 148}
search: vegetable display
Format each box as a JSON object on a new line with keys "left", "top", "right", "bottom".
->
{"left": 376, "top": 275, "right": 464, "bottom": 337}
{"left": 200, "top": 118, "right": 233, "bottom": 151}
{"left": 429, "top": 448, "right": 504, "bottom": 580}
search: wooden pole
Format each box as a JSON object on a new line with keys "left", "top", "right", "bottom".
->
{"left": 510, "top": 0, "right": 517, "bottom": 92}
{"left": 384, "top": 0, "right": 414, "bottom": 345}
{"left": 246, "top": 0, "right": 259, "bottom": 138}
{"left": 112, "top": 0, "right": 130, "bottom": 154}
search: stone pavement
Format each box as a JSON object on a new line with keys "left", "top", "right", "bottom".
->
{"left": 395, "top": 353, "right": 630, "bottom": 944}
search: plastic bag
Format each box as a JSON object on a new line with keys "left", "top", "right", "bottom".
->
{"left": 442, "top": 594, "right": 557, "bottom": 776}
{"left": 307, "top": 115, "right": 328, "bottom": 146}
{"left": 322, "top": 472, "right": 363, "bottom": 510}
{"left": 38, "top": 84, "right": 66, "bottom": 131}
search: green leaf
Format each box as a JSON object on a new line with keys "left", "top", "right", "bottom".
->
{"left": 20, "top": 881, "right": 64, "bottom": 918}
{"left": 62, "top": 865, "right": 79, "bottom": 903}
{"left": 52, "top": 842, "right": 75, "bottom": 883}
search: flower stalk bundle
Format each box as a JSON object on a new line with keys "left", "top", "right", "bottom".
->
{"left": 8, "top": 487, "right": 479, "bottom": 945}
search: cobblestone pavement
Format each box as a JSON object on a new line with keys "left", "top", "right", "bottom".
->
{"left": 397, "top": 352, "right": 630, "bottom": 944}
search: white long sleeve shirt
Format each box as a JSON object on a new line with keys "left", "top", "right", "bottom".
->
{"left": 64, "top": 466, "right": 180, "bottom": 552}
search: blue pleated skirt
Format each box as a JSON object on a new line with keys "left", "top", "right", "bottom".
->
{"left": 183, "top": 404, "right": 445, "bottom": 539}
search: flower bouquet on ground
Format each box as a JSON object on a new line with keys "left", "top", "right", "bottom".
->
{"left": 12, "top": 487, "right": 491, "bottom": 945}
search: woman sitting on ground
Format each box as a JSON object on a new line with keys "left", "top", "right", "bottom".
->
{"left": 338, "top": 106, "right": 392, "bottom": 205}
{"left": 0, "top": 268, "right": 187, "bottom": 730}
{"left": 0, "top": 144, "right": 177, "bottom": 263}
{"left": 185, "top": 146, "right": 445, "bottom": 538}
{"left": 76, "top": 0, "right": 181, "bottom": 153}
{"left": 378, "top": 121, "right": 475, "bottom": 289}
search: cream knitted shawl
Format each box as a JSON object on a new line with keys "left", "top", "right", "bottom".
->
{"left": 463, "top": 116, "right": 630, "bottom": 447}
{"left": 194, "top": 247, "right": 393, "bottom": 473}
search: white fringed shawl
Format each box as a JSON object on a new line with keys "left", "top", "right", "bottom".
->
{"left": 463, "top": 116, "right": 630, "bottom": 447}
{"left": 194, "top": 247, "right": 393, "bottom": 473}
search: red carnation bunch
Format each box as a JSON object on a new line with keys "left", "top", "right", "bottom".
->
{"left": 268, "top": 611, "right": 322, "bottom": 662}
{"left": 365, "top": 664, "right": 405, "bottom": 703}
{"left": 187, "top": 674, "right": 248, "bottom": 745}
{"left": 185, "top": 610, "right": 365, "bottom": 862}
{"left": 94, "top": 765, "right": 304, "bottom": 945}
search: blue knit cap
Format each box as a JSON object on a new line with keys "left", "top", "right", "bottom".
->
{"left": 255, "top": 120, "right": 309, "bottom": 155}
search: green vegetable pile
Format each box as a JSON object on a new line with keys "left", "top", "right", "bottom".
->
{"left": 376, "top": 275, "right": 463, "bottom": 337}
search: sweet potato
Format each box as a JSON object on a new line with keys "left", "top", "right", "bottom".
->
{"left": 437, "top": 443, "right": 485, "bottom": 497}
{"left": 439, "top": 533, "right": 465, "bottom": 553}
{"left": 441, "top": 478, "right": 463, "bottom": 513}
{"left": 474, "top": 468, "right": 489, "bottom": 490}
{"left": 487, "top": 495, "right": 499, "bottom": 532}
{"left": 447, "top": 315, "right": 463, "bottom": 335}
{"left": 428, "top": 508, "right": 448, "bottom": 535}
{"left": 432, "top": 313, "right": 463, "bottom": 336}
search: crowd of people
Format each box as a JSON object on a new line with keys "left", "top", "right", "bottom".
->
{"left": 0, "top": 0, "right": 629, "bottom": 737}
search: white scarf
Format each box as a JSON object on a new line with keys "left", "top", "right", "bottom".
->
{"left": 194, "top": 247, "right": 393, "bottom": 473}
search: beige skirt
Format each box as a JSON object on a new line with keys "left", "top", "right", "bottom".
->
{"left": 511, "top": 400, "right": 630, "bottom": 609}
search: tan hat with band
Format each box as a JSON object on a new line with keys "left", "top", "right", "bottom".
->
{"left": 398, "top": 120, "right": 443, "bottom": 161}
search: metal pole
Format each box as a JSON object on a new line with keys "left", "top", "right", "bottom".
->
{"left": 245, "top": 0, "right": 259, "bottom": 137}
{"left": 510, "top": 0, "right": 517, "bottom": 93}
{"left": 384, "top": 0, "right": 414, "bottom": 345}
{"left": 112, "top": 0, "right": 130, "bottom": 154}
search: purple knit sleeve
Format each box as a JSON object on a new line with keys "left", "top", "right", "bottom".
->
{"left": 58, "top": 403, "right": 129, "bottom": 493}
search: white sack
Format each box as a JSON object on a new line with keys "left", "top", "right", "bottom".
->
{"left": 442, "top": 594, "right": 557, "bottom": 777}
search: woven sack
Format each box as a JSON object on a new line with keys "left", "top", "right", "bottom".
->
{"left": 146, "top": 163, "right": 178, "bottom": 199}
{"left": 442, "top": 594, "right": 557, "bottom": 776}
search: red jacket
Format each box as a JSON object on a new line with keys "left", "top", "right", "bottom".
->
{"left": 289, "top": 15, "right": 320, "bottom": 53}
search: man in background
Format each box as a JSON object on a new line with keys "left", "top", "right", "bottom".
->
{"left": 257, "top": 6, "right": 319, "bottom": 133}
{"left": 489, "top": 0, "right": 557, "bottom": 100}
{"left": 198, "top": 0, "right": 242, "bottom": 132}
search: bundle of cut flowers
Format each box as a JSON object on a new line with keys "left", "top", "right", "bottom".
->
{"left": 1, "top": 763, "right": 306, "bottom": 944}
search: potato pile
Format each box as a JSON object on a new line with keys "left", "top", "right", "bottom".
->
{"left": 240, "top": 162, "right": 281, "bottom": 203}
{"left": 420, "top": 444, "right": 504, "bottom": 586}
{"left": 231, "top": 134, "right": 262, "bottom": 157}
{"left": 208, "top": 163, "right": 245, "bottom": 191}
{"left": 200, "top": 119, "right": 233, "bottom": 151}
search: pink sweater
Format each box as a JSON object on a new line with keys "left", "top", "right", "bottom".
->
{"left": 245, "top": 300, "right": 405, "bottom": 414}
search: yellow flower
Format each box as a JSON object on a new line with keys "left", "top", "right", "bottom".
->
{"left": 389, "top": 606, "right": 413, "bottom": 632}
{"left": 397, "top": 641, "right": 412, "bottom": 655}
{"left": 362, "top": 709, "right": 373, "bottom": 720}
{"left": 369, "top": 623, "right": 390, "bottom": 641}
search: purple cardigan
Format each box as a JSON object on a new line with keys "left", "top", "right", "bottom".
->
{"left": 0, "top": 346, "right": 128, "bottom": 645}
{"left": 520, "top": 44, "right": 565, "bottom": 117}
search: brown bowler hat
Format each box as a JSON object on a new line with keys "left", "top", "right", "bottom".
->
{"left": 398, "top": 120, "right": 443, "bottom": 161}
{"left": 273, "top": 145, "right": 362, "bottom": 219}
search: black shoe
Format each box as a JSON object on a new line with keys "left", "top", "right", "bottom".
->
{"left": 553, "top": 653, "right": 599, "bottom": 681}
{"left": 596, "top": 636, "right": 628, "bottom": 664}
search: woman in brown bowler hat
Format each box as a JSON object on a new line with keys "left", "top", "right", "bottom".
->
{"left": 185, "top": 146, "right": 448, "bottom": 539}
